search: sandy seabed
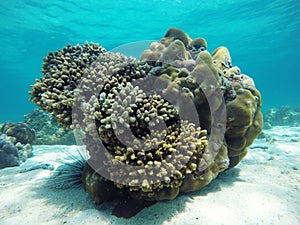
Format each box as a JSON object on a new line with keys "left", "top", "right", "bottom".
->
{"left": 0, "top": 126, "right": 299, "bottom": 225}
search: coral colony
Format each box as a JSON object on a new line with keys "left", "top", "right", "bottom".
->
{"left": 29, "top": 28, "right": 262, "bottom": 218}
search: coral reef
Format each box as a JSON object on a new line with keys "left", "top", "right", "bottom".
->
{"left": 0, "top": 134, "right": 33, "bottom": 169}
{"left": 24, "top": 108, "right": 76, "bottom": 145}
{"left": 263, "top": 106, "right": 300, "bottom": 128}
{"left": 0, "top": 122, "right": 35, "bottom": 169}
{"left": 1, "top": 122, "right": 35, "bottom": 145}
{"left": 0, "top": 134, "right": 18, "bottom": 168}
{"left": 29, "top": 28, "right": 263, "bottom": 218}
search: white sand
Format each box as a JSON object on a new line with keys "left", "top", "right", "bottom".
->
{"left": 0, "top": 126, "right": 299, "bottom": 225}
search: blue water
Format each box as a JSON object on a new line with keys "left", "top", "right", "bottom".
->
{"left": 0, "top": 0, "right": 299, "bottom": 122}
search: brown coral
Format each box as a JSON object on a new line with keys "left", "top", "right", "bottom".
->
{"left": 1, "top": 122, "right": 35, "bottom": 145}
{"left": 29, "top": 42, "right": 106, "bottom": 127}
{"left": 140, "top": 28, "right": 262, "bottom": 168}
{"left": 29, "top": 28, "right": 263, "bottom": 218}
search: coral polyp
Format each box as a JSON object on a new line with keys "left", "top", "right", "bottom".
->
{"left": 29, "top": 28, "right": 263, "bottom": 218}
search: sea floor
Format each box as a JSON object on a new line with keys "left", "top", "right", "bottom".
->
{"left": 0, "top": 126, "right": 299, "bottom": 225}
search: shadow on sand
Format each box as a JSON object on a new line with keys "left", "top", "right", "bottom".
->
{"left": 31, "top": 165, "right": 243, "bottom": 224}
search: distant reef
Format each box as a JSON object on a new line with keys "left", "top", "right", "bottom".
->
{"left": 263, "top": 106, "right": 300, "bottom": 128}
{"left": 0, "top": 109, "right": 76, "bottom": 169}
{"left": 24, "top": 108, "right": 76, "bottom": 145}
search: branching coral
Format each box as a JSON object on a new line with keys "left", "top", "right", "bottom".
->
{"left": 29, "top": 28, "right": 263, "bottom": 218}
{"left": 29, "top": 42, "right": 106, "bottom": 127}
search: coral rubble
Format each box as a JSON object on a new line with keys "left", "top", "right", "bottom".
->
{"left": 29, "top": 28, "right": 263, "bottom": 218}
